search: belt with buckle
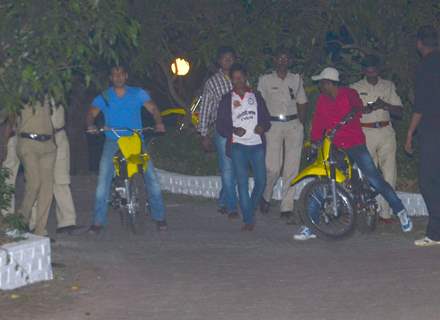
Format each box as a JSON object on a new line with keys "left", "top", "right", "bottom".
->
{"left": 54, "top": 126, "right": 65, "bottom": 134}
{"left": 19, "top": 132, "right": 53, "bottom": 142}
{"left": 270, "top": 114, "right": 298, "bottom": 122}
{"left": 361, "top": 121, "right": 390, "bottom": 129}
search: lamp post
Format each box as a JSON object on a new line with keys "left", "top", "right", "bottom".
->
{"left": 170, "top": 58, "right": 190, "bottom": 76}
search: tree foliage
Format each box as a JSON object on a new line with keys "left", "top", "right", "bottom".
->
{"left": 0, "top": 0, "right": 139, "bottom": 112}
{"left": 1, "top": 0, "right": 440, "bottom": 185}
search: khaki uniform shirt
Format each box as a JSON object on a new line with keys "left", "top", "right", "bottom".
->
{"left": 257, "top": 71, "right": 308, "bottom": 117}
{"left": 51, "top": 105, "right": 65, "bottom": 130}
{"left": 51, "top": 106, "right": 71, "bottom": 184}
{"left": 350, "top": 77, "right": 403, "bottom": 123}
{"left": 16, "top": 98, "right": 56, "bottom": 153}
{"left": 17, "top": 99, "right": 54, "bottom": 135}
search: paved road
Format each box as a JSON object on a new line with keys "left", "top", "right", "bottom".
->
{"left": 1, "top": 175, "right": 439, "bottom": 320}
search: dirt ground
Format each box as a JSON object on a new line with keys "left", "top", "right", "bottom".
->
{"left": 0, "top": 175, "right": 439, "bottom": 320}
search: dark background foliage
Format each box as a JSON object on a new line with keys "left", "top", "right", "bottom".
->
{"left": 1, "top": 0, "right": 439, "bottom": 191}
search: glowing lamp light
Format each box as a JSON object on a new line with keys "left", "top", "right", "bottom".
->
{"left": 171, "top": 58, "right": 190, "bottom": 76}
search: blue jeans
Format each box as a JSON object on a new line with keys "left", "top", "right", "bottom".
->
{"left": 347, "top": 144, "right": 405, "bottom": 215}
{"left": 231, "top": 143, "right": 266, "bottom": 224}
{"left": 214, "top": 131, "right": 238, "bottom": 213}
{"left": 94, "top": 138, "right": 165, "bottom": 225}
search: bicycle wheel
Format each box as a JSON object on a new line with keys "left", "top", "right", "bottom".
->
{"left": 299, "top": 179, "right": 356, "bottom": 240}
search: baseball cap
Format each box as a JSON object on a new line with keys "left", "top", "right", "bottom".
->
{"left": 311, "top": 67, "right": 340, "bottom": 82}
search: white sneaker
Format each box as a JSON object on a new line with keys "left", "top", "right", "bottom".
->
{"left": 293, "top": 226, "right": 317, "bottom": 241}
{"left": 415, "top": 236, "right": 440, "bottom": 247}
{"left": 397, "top": 210, "right": 413, "bottom": 233}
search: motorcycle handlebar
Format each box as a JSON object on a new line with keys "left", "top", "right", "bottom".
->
{"left": 328, "top": 109, "right": 358, "bottom": 139}
{"left": 86, "top": 127, "right": 157, "bottom": 134}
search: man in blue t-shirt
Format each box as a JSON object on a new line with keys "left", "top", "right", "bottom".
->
{"left": 86, "top": 66, "right": 167, "bottom": 233}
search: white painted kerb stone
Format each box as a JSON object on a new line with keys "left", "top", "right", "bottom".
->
{"left": 156, "top": 169, "right": 428, "bottom": 217}
{"left": 0, "top": 234, "right": 53, "bottom": 290}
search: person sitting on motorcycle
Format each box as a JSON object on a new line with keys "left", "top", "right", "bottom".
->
{"left": 86, "top": 65, "right": 167, "bottom": 234}
{"left": 294, "top": 67, "right": 413, "bottom": 241}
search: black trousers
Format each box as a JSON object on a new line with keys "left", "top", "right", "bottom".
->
{"left": 419, "top": 127, "right": 440, "bottom": 240}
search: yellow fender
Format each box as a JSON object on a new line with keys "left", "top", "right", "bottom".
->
{"left": 289, "top": 163, "right": 348, "bottom": 187}
{"left": 113, "top": 134, "right": 149, "bottom": 178}
{"left": 160, "top": 108, "right": 199, "bottom": 126}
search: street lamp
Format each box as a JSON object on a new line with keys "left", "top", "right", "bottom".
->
{"left": 171, "top": 58, "right": 190, "bottom": 76}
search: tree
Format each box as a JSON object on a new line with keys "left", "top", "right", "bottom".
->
{"left": 1, "top": 0, "right": 439, "bottom": 184}
{"left": 0, "top": 0, "right": 139, "bottom": 113}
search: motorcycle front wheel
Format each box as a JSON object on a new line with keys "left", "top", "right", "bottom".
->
{"left": 299, "top": 179, "right": 357, "bottom": 240}
{"left": 126, "top": 173, "right": 148, "bottom": 235}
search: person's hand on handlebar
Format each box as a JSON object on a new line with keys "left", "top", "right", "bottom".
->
{"left": 86, "top": 125, "right": 99, "bottom": 134}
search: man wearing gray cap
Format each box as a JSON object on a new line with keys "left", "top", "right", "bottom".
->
{"left": 294, "top": 67, "right": 412, "bottom": 241}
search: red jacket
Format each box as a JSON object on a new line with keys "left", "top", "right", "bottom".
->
{"left": 311, "top": 87, "right": 365, "bottom": 149}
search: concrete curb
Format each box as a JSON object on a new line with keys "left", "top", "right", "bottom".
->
{"left": 0, "top": 234, "right": 53, "bottom": 290}
{"left": 156, "top": 169, "right": 427, "bottom": 217}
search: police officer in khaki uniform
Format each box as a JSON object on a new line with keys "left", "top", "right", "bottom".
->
{"left": 350, "top": 55, "right": 403, "bottom": 222}
{"left": 16, "top": 98, "right": 56, "bottom": 236}
{"left": 29, "top": 105, "right": 81, "bottom": 234}
{"left": 257, "top": 47, "right": 308, "bottom": 217}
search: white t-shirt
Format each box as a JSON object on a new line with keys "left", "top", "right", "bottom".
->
{"left": 231, "top": 91, "right": 262, "bottom": 145}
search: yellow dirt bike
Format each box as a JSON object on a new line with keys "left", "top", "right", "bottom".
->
{"left": 160, "top": 95, "right": 201, "bottom": 130}
{"left": 96, "top": 127, "right": 156, "bottom": 234}
{"left": 289, "top": 110, "right": 379, "bottom": 239}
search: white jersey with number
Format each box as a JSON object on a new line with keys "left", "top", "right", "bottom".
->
{"left": 231, "top": 91, "right": 262, "bottom": 146}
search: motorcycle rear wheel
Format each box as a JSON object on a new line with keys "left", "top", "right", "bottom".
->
{"left": 299, "top": 179, "right": 357, "bottom": 240}
{"left": 356, "top": 206, "right": 378, "bottom": 234}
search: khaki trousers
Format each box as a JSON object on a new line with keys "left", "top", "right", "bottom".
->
{"left": 263, "top": 120, "right": 304, "bottom": 212}
{"left": 363, "top": 126, "right": 397, "bottom": 219}
{"left": 1, "top": 136, "right": 20, "bottom": 216}
{"left": 30, "top": 130, "right": 76, "bottom": 229}
{"left": 17, "top": 138, "right": 56, "bottom": 236}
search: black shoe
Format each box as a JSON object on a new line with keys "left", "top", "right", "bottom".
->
{"left": 56, "top": 225, "right": 89, "bottom": 235}
{"left": 217, "top": 207, "right": 227, "bottom": 215}
{"left": 260, "top": 198, "right": 270, "bottom": 214}
{"left": 280, "top": 211, "right": 292, "bottom": 219}
{"left": 156, "top": 220, "right": 168, "bottom": 231}
{"left": 88, "top": 225, "right": 104, "bottom": 235}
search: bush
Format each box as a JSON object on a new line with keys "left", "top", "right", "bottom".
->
{"left": 0, "top": 167, "right": 13, "bottom": 213}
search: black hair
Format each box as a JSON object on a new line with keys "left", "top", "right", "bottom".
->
{"left": 216, "top": 46, "right": 236, "bottom": 61}
{"left": 110, "top": 64, "right": 129, "bottom": 74}
{"left": 229, "top": 63, "right": 248, "bottom": 78}
{"left": 361, "top": 54, "right": 380, "bottom": 68}
{"left": 417, "top": 25, "right": 438, "bottom": 48}
{"left": 274, "top": 46, "right": 292, "bottom": 58}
